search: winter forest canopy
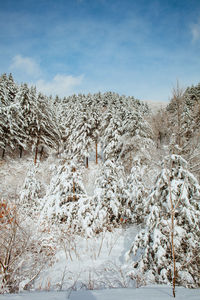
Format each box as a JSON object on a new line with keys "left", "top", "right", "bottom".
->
{"left": 0, "top": 73, "right": 200, "bottom": 295}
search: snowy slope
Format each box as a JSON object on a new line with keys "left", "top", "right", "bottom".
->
{"left": 33, "top": 225, "right": 138, "bottom": 291}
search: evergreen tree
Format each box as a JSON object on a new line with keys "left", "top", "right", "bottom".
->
{"left": 41, "top": 159, "right": 87, "bottom": 221}
{"left": 0, "top": 74, "right": 22, "bottom": 156}
{"left": 40, "top": 158, "right": 98, "bottom": 235}
{"left": 126, "top": 154, "right": 200, "bottom": 288}
{"left": 6, "top": 73, "right": 18, "bottom": 103}
{"left": 102, "top": 109, "right": 124, "bottom": 161}
{"left": 126, "top": 158, "right": 149, "bottom": 224}
{"left": 69, "top": 104, "right": 93, "bottom": 167}
{"left": 0, "top": 75, "right": 10, "bottom": 156}
{"left": 92, "top": 160, "right": 128, "bottom": 230}
{"left": 19, "top": 163, "right": 42, "bottom": 216}
{"left": 33, "top": 92, "right": 60, "bottom": 163}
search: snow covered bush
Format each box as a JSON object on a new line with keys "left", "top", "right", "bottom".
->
{"left": 126, "top": 154, "right": 200, "bottom": 288}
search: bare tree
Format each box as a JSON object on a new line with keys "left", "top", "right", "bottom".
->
{"left": 170, "top": 81, "right": 185, "bottom": 148}
{"left": 0, "top": 200, "right": 55, "bottom": 293}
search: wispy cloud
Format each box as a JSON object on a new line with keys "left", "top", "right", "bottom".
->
{"left": 9, "top": 55, "right": 83, "bottom": 97}
{"left": 10, "top": 55, "right": 42, "bottom": 77}
{"left": 190, "top": 20, "right": 200, "bottom": 42}
{"left": 35, "top": 74, "right": 84, "bottom": 97}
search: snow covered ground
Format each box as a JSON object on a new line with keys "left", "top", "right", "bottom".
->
{"left": 1, "top": 156, "right": 199, "bottom": 299}
{"left": 33, "top": 225, "right": 138, "bottom": 291}
{"left": 1, "top": 286, "right": 199, "bottom": 300}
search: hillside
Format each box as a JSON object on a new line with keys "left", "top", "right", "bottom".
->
{"left": 0, "top": 74, "right": 200, "bottom": 296}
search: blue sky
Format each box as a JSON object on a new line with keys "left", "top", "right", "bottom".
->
{"left": 0, "top": 0, "right": 200, "bottom": 101}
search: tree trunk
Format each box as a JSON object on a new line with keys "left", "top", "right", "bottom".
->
{"left": 171, "top": 210, "right": 176, "bottom": 298}
{"left": 86, "top": 157, "right": 89, "bottom": 168}
{"left": 95, "top": 141, "right": 98, "bottom": 164}
{"left": 19, "top": 146, "right": 23, "bottom": 158}
{"left": 169, "top": 176, "right": 176, "bottom": 298}
{"left": 34, "top": 147, "right": 38, "bottom": 165}
{"left": 34, "top": 138, "right": 40, "bottom": 165}
{"left": 73, "top": 179, "right": 76, "bottom": 201}
{"left": 40, "top": 146, "right": 44, "bottom": 160}
{"left": 2, "top": 148, "right": 5, "bottom": 159}
{"left": 72, "top": 167, "right": 76, "bottom": 201}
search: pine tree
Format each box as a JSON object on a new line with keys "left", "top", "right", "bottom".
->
{"left": 40, "top": 158, "right": 98, "bottom": 235}
{"left": 126, "top": 154, "right": 200, "bottom": 288}
{"left": 0, "top": 74, "right": 25, "bottom": 157}
{"left": 19, "top": 163, "right": 42, "bottom": 216}
{"left": 126, "top": 158, "right": 149, "bottom": 224}
{"left": 92, "top": 160, "right": 128, "bottom": 230}
{"left": 102, "top": 109, "right": 124, "bottom": 161}
{"left": 0, "top": 74, "right": 10, "bottom": 156}
{"left": 69, "top": 104, "right": 93, "bottom": 167}
{"left": 41, "top": 159, "right": 87, "bottom": 221}
{"left": 6, "top": 73, "right": 18, "bottom": 103}
{"left": 15, "top": 85, "right": 60, "bottom": 161}
{"left": 33, "top": 92, "right": 60, "bottom": 163}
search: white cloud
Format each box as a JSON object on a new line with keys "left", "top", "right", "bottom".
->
{"left": 10, "top": 55, "right": 41, "bottom": 77}
{"left": 190, "top": 21, "right": 200, "bottom": 42}
{"left": 35, "top": 74, "right": 84, "bottom": 97}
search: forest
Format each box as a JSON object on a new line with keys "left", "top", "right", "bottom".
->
{"left": 0, "top": 73, "right": 200, "bottom": 296}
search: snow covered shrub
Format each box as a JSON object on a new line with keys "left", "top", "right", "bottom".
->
{"left": 126, "top": 155, "right": 200, "bottom": 288}
{"left": 92, "top": 160, "right": 129, "bottom": 231}
{"left": 0, "top": 199, "right": 56, "bottom": 293}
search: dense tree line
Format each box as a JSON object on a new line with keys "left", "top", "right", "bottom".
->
{"left": 0, "top": 73, "right": 150, "bottom": 165}
{"left": 0, "top": 73, "right": 60, "bottom": 161}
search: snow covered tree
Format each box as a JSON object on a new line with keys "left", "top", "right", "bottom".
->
{"left": 41, "top": 159, "right": 87, "bottom": 222}
{"left": 69, "top": 105, "right": 93, "bottom": 167}
{"left": 15, "top": 85, "right": 60, "bottom": 161}
{"left": 90, "top": 97, "right": 101, "bottom": 164}
{"left": 126, "top": 158, "right": 149, "bottom": 224}
{"left": 15, "top": 83, "right": 36, "bottom": 151}
{"left": 126, "top": 154, "right": 200, "bottom": 289}
{"left": 0, "top": 75, "right": 10, "bottom": 157}
{"left": 167, "top": 81, "right": 200, "bottom": 180}
{"left": 40, "top": 158, "right": 98, "bottom": 236}
{"left": 102, "top": 109, "right": 124, "bottom": 161}
{"left": 19, "top": 163, "right": 42, "bottom": 216}
{"left": 6, "top": 73, "right": 18, "bottom": 104}
{"left": 32, "top": 92, "right": 60, "bottom": 163}
{"left": 92, "top": 160, "right": 128, "bottom": 230}
{"left": 0, "top": 76, "right": 24, "bottom": 157}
